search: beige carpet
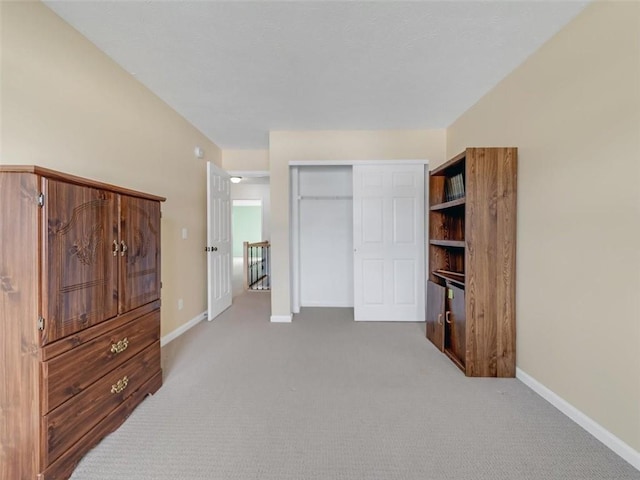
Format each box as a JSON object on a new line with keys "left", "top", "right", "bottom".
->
{"left": 70, "top": 292, "right": 639, "bottom": 479}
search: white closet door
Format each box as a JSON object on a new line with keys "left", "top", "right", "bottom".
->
{"left": 207, "top": 162, "right": 232, "bottom": 320}
{"left": 353, "top": 164, "right": 425, "bottom": 321}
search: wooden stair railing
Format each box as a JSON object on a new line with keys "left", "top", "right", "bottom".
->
{"left": 243, "top": 241, "right": 270, "bottom": 291}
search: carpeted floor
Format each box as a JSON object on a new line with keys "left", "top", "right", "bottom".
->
{"left": 70, "top": 292, "right": 639, "bottom": 480}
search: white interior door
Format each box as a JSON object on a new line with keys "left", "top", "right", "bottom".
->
{"left": 207, "top": 162, "right": 232, "bottom": 320}
{"left": 353, "top": 164, "right": 425, "bottom": 321}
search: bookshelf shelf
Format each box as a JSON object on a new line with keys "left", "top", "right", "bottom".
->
{"left": 426, "top": 147, "right": 517, "bottom": 378}
{"left": 430, "top": 198, "right": 465, "bottom": 211}
{"left": 430, "top": 150, "right": 466, "bottom": 176}
{"left": 432, "top": 270, "right": 465, "bottom": 288}
{"left": 430, "top": 239, "right": 465, "bottom": 248}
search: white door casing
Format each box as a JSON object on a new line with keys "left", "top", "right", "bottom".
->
{"left": 207, "top": 162, "right": 232, "bottom": 320}
{"left": 353, "top": 164, "right": 425, "bottom": 321}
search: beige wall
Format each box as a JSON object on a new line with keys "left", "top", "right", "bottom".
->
{"left": 1, "top": 2, "right": 221, "bottom": 337}
{"left": 447, "top": 1, "right": 640, "bottom": 450}
{"left": 222, "top": 149, "right": 269, "bottom": 172}
{"left": 269, "top": 129, "right": 446, "bottom": 318}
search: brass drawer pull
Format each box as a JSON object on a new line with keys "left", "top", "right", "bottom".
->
{"left": 110, "top": 376, "right": 129, "bottom": 394}
{"left": 110, "top": 337, "right": 129, "bottom": 354}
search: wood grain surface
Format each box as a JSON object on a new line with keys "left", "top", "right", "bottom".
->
{"left": 42, "top": 310, "right": 160, "bottom": 413}
{"left": 0, "top": 172, "right": 43, "bottom": 479}
{"left": 427, "top": 148, "right": 517, "bottom": 377}
{"left": 42, "top": 180, "right": 118, "bottom": 345}
{"left": 119, "top": 196, "right": 161, "bottom": 313}
{"left": 426, "top": 281, "right": 445, "bottom": 351}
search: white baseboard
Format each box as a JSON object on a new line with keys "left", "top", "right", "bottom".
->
{"left": 160, "top": 310, "right": 207, "bottom": 346}
{"left": 270, "top": 314, "right": 292, "bottom": 323}
{"left": 516, "top": 367, "right": 640, "bottom": 471}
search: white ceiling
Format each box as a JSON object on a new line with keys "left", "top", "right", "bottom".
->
{"left": 44, "top": 1, "right": 591, "bottom": 149}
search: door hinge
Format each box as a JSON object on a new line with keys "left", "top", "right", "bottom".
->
{"left": 37, "top": 316, "right": 45, "bottom": 331}
{"left": 37, "top": 193, "right": 45, "bottom": 207}
{"left": 160, "top": 281, "right": 163, "bottom": 289}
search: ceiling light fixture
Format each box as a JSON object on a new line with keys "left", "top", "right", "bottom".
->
{"left": 230, "top": 176, "right": 242, "bottom": 184}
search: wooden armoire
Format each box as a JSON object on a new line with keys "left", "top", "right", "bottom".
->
{"left": 0, "top": 166, "right": 165, "bottom": 480}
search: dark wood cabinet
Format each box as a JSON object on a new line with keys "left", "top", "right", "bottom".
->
{"left": 426, "top": 148, "right": 517, "bottom": 377}
{"left": 444, "top": 284, "right": 466, "bottom": 369}
{"left": 0, "top": 166, "right": 165, "bottom": 480}
{"left": 426, "top": 281, "right": 445, "bottom": 352}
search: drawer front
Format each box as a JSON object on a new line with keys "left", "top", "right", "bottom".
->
{"left": 43, "top": 341, "right": 161, "bottom": 466}
{"left": 43, "top": 309, "right": 160, "bottom": 413}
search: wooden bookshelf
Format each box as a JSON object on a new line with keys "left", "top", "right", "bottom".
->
{"left": 426, "top": 147, "right": 517, "bottom": 378}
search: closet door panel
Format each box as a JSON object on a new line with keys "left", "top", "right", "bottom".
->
{"left": 42, "top": 180, "right": 118, "bottom": 345}
{"left": 353, "top": 164, "right": 425, "bottom": 321}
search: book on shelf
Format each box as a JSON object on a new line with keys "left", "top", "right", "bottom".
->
{"left": 444, "top": 173, "right": 465, "bottom": 202}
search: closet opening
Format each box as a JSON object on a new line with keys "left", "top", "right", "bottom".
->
{"left": 291, "top": 165, "right": 354, "bottom": 312}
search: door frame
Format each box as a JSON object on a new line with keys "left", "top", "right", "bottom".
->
{"left": 289, "top": 159, "right": 429, "bottom": 316}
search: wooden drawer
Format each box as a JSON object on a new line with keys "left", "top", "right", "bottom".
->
{"left": 42, "top": 309, "right": 160, "bottom": 413}
{"left": 43, "top": 342, "right": 161, "bottom": 467}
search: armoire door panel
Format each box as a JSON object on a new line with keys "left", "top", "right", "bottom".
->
{"left": 42, "top": 180, "right": 118, "bottom": 345}
{"left": 119, "top": 196, "right": 161, "bottom": 313}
